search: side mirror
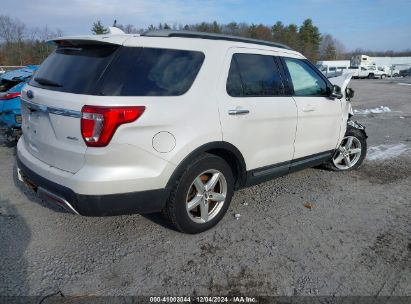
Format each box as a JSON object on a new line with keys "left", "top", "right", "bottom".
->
{"left": 330, "top": 85, "right": 343, "bottom": 99}
{"left": 345, "top": 87, "right": 355, "bottom": 100}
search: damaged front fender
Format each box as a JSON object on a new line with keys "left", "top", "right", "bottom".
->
{"left": 347, "top": 119, "right": 368, "bottom": 138}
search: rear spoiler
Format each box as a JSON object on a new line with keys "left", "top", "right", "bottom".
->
{"left": 48, "top": 34, "right": 131, "bottom": 46}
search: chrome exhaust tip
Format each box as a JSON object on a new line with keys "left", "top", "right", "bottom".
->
{"left": 37, "top": 187, "right": 80, "bottom": 215}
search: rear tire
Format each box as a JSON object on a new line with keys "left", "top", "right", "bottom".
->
{"left": 368, "top": 73, "right": 374, "bottom": 79}
{"left": 162, "top": 153, "right": 234, "bottom": 234}
{"left": 324, "top": 128, "right": 367, "bottom": 171}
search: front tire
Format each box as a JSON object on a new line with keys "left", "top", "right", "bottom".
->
{"left": 325, "top": 128, "right": 367, "bottom": 171}
{"left": 163, "top": 154, "right": 234, "bottom": 234}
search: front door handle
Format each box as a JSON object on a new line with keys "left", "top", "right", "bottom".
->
{"left": 302, "top": 105, "right": 316, "bottom": 112}
{"left": 228, "top": 109, "right": 250, "bottom": 115}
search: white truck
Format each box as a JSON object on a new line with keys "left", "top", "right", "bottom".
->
{"left": 348, "top": 65, "right": 386, "bottom": 79}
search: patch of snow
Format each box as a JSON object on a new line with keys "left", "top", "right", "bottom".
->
{"left": 367, "top": 143, "right": 410, "bottom": 161}
{"left": 353, "top": 106, "right": 391, "bottom": 115}
{"left": 398, "top": 83, "right": 411, "bottom": 86}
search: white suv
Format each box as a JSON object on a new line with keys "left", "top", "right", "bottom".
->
{"left": 16, "top": 30, "right": 367, "bottom": 233}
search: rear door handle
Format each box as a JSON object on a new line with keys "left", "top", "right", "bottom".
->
{"left": 228, "top": 109, "right": 250, "bottom": 115}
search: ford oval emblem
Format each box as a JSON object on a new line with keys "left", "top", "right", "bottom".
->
{"left": 27, "top": 90, "right": 34, "bottom": 99}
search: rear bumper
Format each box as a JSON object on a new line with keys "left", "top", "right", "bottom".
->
{"left": 17, "top": 155, "right": 170, "bottom": 216}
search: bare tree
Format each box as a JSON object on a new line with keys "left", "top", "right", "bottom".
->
{"left": 320, "top": 33, "right": 346, "bottom": 60}
{"left": 124, "top": 24, "right": 138, "bottom": 34}
{"left": 333, "top": 38, "right": 346, "bottom": 58}
{"left": 0, "top": 15, "right": 18, "bottom": 43}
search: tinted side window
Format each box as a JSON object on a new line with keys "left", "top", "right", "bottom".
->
{"left": 284, "top": 58, "right": 328, "bottom": 96}
{"left": 226, "top": 59, "right": 243, "bottom": 97}
{"left": 98, "top": 47, "right": 204, "bottom": 96}
{"left": 226, "top": 53, "right": 283, "bottom": 97}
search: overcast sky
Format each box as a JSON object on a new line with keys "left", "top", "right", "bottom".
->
{"left": 2, "top": 0, "right": 411, "bottom": 51}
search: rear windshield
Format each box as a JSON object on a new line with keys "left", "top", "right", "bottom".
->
{"left": 30, "top": 44, "right": 205, "bottom": 96}
{"left": 30, "top": 44, "right": 119, "bottom": 94}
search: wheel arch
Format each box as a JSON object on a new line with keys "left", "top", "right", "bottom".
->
{"left": 166, "top": 141, "right": 247, "bottom": 190}
{"left": 347, "top": 119, "right": 368, "bottom": 138}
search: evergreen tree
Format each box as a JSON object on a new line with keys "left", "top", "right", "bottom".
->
{"left": 272, "top": 21, "right": 285, "bottom": 43}
{"left": 91, "top": 20, "right": 108, "bottom": 35}
{"left": 284, "top": 24, "right": 299, "bottom": 49}
{"left": 211, "top": 21, "right": 221, "bottom": 33}
{"left": 298, "top": 19, "right": 321, "bottom": 62}
{"left": 196, "top": 22, "right": 211, "bottom": 32}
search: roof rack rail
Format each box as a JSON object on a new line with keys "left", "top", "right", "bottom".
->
{"left": 141, "top": 30, "right": 292, "bottom": 50}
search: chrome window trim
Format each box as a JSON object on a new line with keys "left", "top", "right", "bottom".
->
{"left": 21, "top": 99, "right": 81, "bottom": 118}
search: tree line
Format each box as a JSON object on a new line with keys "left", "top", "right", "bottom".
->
{"left": 1, "top": 14, "right": 410, "bottom": 67}
{"left": 92, "top": 19, "right": 341, "bottom": 62}
{"left": 91, "top": 19, "right": 411, "bottom": 61}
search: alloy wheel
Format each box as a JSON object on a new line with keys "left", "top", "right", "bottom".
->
{"left": 185, "top": 169, "right": 227, "bottom": 223}
{"left": 332, "top": 136, "right": 362, "bottom": 170}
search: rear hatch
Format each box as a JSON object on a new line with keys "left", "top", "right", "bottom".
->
{"left": 21, "top": 37, "right": 205, "bottom": 173}
{"left": 21, "top": 40, "right": 123, "bottom": 173}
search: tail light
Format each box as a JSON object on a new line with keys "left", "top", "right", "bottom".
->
{"left": 81, "top": 106, "right": 145, "bottom": 147}
{"left": 0, "top": 92, "right": 21, "bottom": 100}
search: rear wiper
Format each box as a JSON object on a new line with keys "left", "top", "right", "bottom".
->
{"left": 34, "top": 77, "right": 62, "bottom": 87}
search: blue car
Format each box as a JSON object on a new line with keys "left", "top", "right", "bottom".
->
{"left": 0, "top": 65, "right": 38, "bottom": 142}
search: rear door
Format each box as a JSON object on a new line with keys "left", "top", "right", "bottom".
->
{"left": 218, "top": 48, "right": 298, "bottom": 173}
{"left": 21, "top": 41, "right": 122, "bottom": 173}
{"left": 280, "top": 57, "right": 342, "bottom": 159}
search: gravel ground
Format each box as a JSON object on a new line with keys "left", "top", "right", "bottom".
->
{"left": 0, "top": 79, "right": 410, "bottom": 297}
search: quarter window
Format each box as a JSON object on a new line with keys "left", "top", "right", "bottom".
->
{"left": 283, "top": 58, "right": 328, "bottom": 96}
{"left": 226, "top": 53, "right": 283, "bottom": 97}
{"left": 226, "top": 59, "right": 243, "bottom": 97}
